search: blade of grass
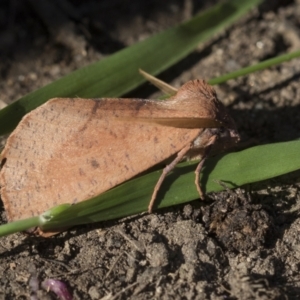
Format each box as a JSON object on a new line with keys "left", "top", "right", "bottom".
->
{"left": 1, "top": 139, "right": 299, "bottom": 236}
{"left": 0, "top": 216, "right": 39, "bottom": 236}
{"left": 38, "top": 140, "right": 300, "bottom": 231}
{"left": 209, "top": 50, "right": 300, "bottom": 85}
{"left": 0, "top": 0, "right": 262, "bottom": 135}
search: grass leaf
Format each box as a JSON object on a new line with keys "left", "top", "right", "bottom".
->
{"left": 40, "top": 140, "right": 300, "bottom": 231}
{"left": 209, "top": 50, "right": 300, "bottom": 85}
{"left": 1, "top": 125, "right": 299, "bottom": 236}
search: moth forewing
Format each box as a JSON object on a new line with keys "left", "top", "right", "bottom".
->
{"left": 0, "top": 79, "right": 239, "bottom": 228}
{"left": 0, "top": 99, "right": 203, "bottom": 222}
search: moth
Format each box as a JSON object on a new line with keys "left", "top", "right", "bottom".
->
{"left": 0, "top": 72, "right": 240, "bottom": 227}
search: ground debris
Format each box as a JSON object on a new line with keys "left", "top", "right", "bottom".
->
{"left": 202, "top": 187, "right": 275, "bottom": 252}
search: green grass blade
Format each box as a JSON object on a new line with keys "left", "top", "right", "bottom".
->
{"left": 0, "top": 0, "right": 262, "bottom": 135}
{"left": 0, "top": 216, "right": 39, "bottom": 236}
{"left": 1, "top": 140, "right": 299, "bottom": 235}
{"left": 209, "top": 50, "right": 300, "bottom": 85}
{"left": 39, "top": 140, "right": 300, "bottom": 231}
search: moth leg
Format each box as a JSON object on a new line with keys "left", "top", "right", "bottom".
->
{"left": 148, "top": 143, "right": 192, "bottom": 213}
{"left": 195, "top": 135, "right": 218, "bottom": 199}
{"left": 194, "top": 158, "right": 207, "bottom": 199}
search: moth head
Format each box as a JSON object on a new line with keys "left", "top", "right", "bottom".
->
{"left": 172, "top": 79, "right": 240, "bottom": 147}
{"left": 199, "top": 83, "right": 240, "bottom": 147}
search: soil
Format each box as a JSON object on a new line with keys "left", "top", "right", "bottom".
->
{"left": 1, "top": 0, "right": 300, "bottom": 299}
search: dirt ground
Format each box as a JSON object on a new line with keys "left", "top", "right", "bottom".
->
{"left": 1, "top": 0, "right": 300, "bottom": 299}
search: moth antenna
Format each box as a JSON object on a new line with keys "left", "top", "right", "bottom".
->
{"left": 139, "top": 69, "right": 178, "bottom": 95}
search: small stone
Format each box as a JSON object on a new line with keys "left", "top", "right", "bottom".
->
{"left": 146, "top": 243, "right": 169, "bottom": 267}
{"left": 88, "top": 286, "right": 100, "bottom": 300}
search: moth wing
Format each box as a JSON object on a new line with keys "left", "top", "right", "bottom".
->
{"left": 0, "top": 98, "right": 203, "bottom": 221}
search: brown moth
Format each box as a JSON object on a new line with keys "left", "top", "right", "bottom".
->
{"left": 0, "top": 76, "right": 239, "bottom": 227}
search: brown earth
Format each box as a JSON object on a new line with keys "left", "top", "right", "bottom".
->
{"left": 1, "top": 0, "right": 300, "bottom": 299}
